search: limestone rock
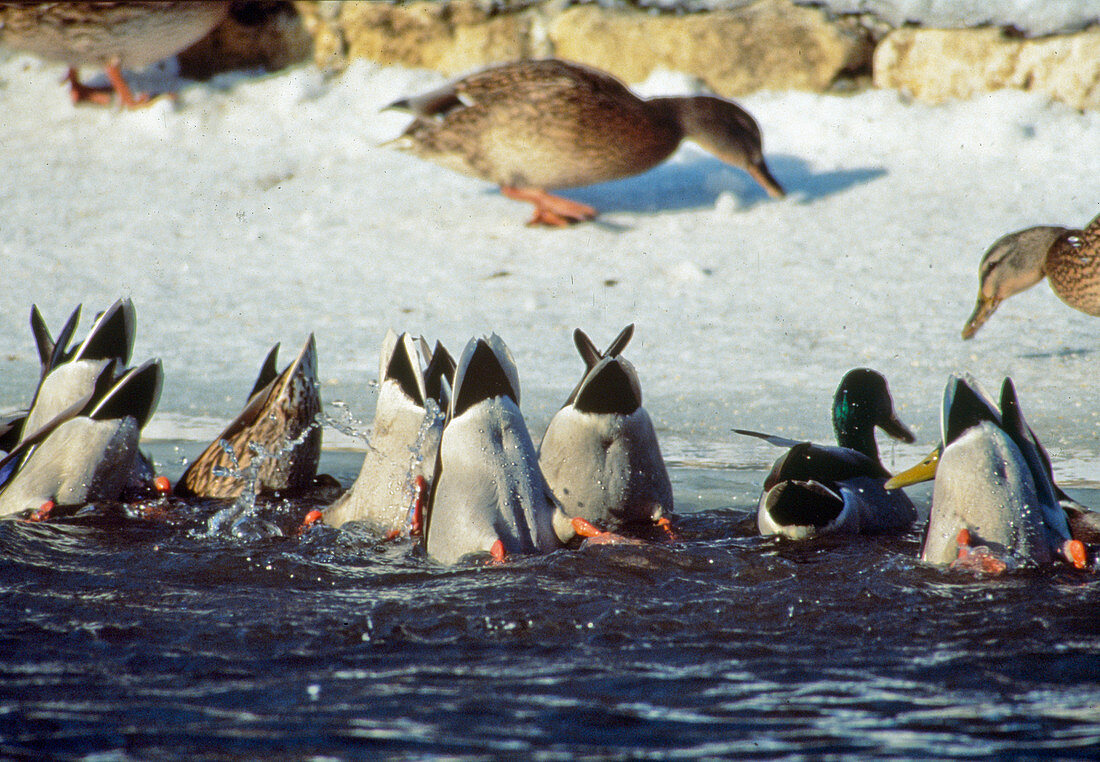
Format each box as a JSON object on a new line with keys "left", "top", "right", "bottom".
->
{"left": 548, "top": 1, "right": 873, "bottom": 96}
{"left": 874, "top": 27, "right": 1100, "bottom": 110}
{"left": 316, "top": 0, "right": 543, "bottom": 75}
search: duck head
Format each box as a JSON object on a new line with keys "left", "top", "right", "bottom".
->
{"left": 831, "top": 368, "right": 915, "bottom": 463}
{"left": 658, "top": 95, "right": 786, "bottom": 199}
{"left": 962, "top": 226, "right": 1069, "bottom": 339}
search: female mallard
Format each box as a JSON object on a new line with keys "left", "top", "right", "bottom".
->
{"left": 885, "top": 375, "right": 1088, "bottom": 571}
{"left": 0, "top": 1, "right": 229, "bottom": 107}
{"left": 174, "top": 336, "right": 321, "bottom": 500}
{"left": 962, "top": 211, "right": 1100, "bottom": 339}
{"left": 387, "top": 58, "right": 786, "bottom": 226}
{"left": 735, "top": 368, "right": 917, "bottom": 539}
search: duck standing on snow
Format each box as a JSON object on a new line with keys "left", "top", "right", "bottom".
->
{"left": 962, "top": 211, "right": 1100, "bottom": 339}
{"left": 175, "top": 335, "right": 322, "bottom": 500}
{"left": 423, "top": 335, "right": 578, "bottom": 565}
{"left": 0, "top": 300, "right": 162, "bottom": 518}
{"left": 324, "top": 331, "right": 453, "bottom": 535}
{"left": 386, "top": 58, "right": 786, "bottom": 226}
{"left": 0, "top": 1, "right": 229, "bottom": 107}
{"left": 539, "top": 325, "right": 673, "bottom": 532}
{"left": 885, "top": 375, "right": 1088, "bottom": 572}
{"left": 735, "top": 368, "right": 917, "bottom": 539}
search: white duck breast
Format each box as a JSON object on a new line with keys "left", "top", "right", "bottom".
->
{"left": 915, "top": 376, "right": 1079, "bottom": 568}
{"left": 325, "top": 332, "right": 445, "bottom": 532}
{"left": 0, "top": 416, "right": 141, "bottom": 516}
{"left": 540, "top": 355, "right": 672, "bottom": 528}
{"left": 0, "top": 358, "right": 162, "bottom": 517}
{"left": 425, "top": 336, "right": 572, "bottom": 565}
{"left": 922, "top": 421, "right": 1051, "bottom": 566}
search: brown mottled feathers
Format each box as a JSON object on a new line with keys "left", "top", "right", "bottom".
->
{"left": 395, "top": 59, "right": 683, "bottom": 190}
{"left": 0, "top": 2, "right": 229, "bottom": 70}
{"left": 175, "top": 336, "right": 320, "bottom": 499}
{"left": 1046, "top": 212, "right": 1100, "bottom": 316}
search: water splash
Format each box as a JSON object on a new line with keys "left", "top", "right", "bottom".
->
{"left": 205, "top": 440, "right": 282, "bottom": 540}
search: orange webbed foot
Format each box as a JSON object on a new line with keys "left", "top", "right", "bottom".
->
{"left": 490, "top": 539, "right": 508, "bottom": 564}
{"left": 656, "top": 516, "right": 678, "bottom": 542}
{"left": 65, "top": 64, "right": 152, "bottom": 108}
{"left": 570, "top": 517, "right": 643, "bottom": 546}
{"left": 1062, "top": 539, "right": 1088, "bottom": 570}
{"left": 24, "top": 501, "right": 55, "bottom": 523}
{"left": 293, "top": 509, "right": 325, "bottom": 537}
{"left": 501, "top": 186, "right": 597, "bottom": 227}
{"left": 950, "top": 528, "right": 1007, "bottom": 575}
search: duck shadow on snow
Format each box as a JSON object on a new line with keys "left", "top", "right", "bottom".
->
{"left": 505, "top": 154, "right": 886, "bottom": 219}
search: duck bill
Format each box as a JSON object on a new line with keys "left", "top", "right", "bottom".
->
{"left": 883, "top": 446, "right": 942, "bottom": 489}
{"left": 880, "top": 411, "right": 916, "bottom": 445}
{"left": 961, "top": 296, "right": 999, "bottom": 340}
{"left": 748, "top": 161, "right": 786, "bottom": 199}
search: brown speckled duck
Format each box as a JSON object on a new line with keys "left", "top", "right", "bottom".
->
{"left": 175, "top": 335, "right": 321, "bottom": 500}
{"left": 0, "top": 1, "right": 229, "bottom": 107}
{"left": 386, "top": 58, "right": 786, "bottom": 226}
{"left": 962, "top": 211, "right": 1100, "bottom": 339}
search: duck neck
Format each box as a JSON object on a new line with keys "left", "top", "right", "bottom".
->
{"left": 833, "top": 393, "right": 881, "bottom": 463}
{"left": 643, "top": 97, "right": 692, "bottom": 142}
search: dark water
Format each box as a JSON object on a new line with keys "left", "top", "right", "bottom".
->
{"left": 2, "top": 449, "right": 1099, "bottom": 761}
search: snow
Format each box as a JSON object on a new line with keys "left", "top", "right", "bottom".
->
{"left": 1, "top": 53, "right": 1098, "bottom": 485}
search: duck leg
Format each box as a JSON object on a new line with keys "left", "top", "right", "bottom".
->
{"left": 103, "top": 60, "right": 150, "bottom": 108}
{"left": 500, "top": 186, "right": 597, "bottom": 227}
{"left": 65, "top": 60, "right": 150, "bottom": 108}
{"left": 65, "top": 67, "right": 114, "bottom": 106}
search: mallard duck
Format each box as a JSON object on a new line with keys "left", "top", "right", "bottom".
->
{"left": 324, "top": 330, "right": 452, "bottom": 535}
{"left": 175, "top": 335, "right": 321, "bottom": 499}
{"left": 423, "top": 335, "right": 577, "bottom": 565}
{"left": 962, "top": 211, "right": 1100, "bottom": 339}
{"left": 735, "top": 368, "right": 917, "bottom": 539}
{"left": 0, "top": 1, "right": 229, "bottom": 107}
{"left": 386, "top": 58, "right": 786, "bottom": 226}
{"left": 539, "top": 324, "right": 673, "bottom": 531}
{"left": 0, "top": 300, "right": 162, "bottom": 517}
{"left": 885, "top": 375, "right": 1087, "bottom": 571}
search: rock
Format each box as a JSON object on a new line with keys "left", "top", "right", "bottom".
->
{"left": 298, "top": 0, "right": 544, "bottom": 74}
{"left": 290, "top": 0, "right": 871, "bottom": 94}
{"left": 874, "top": 27, "right": 1100, "bottom": 110}
{"left": 549, "top": 1, "right": 873, "bottom": 96}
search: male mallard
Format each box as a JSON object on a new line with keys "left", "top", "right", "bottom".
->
{"left": 962, "top": 211, "right": 1100, "bottom": 339}
{"left": 386, "top": 58, "right": 786, "bottom": 226}
{"left": 736, "top": 368, "right": 917, "bottom": 539}
{"left": 324, "top": 330, "right": 452, "bottom": 535}
{"left": 539, "top": 324, "right": 673, "bottom": 531}
{"left": 0, "top": 300, "right": 161, "bottom": 517}
{"left": 423, "top": 335, "right": 577, "bottom": 564}
{"left": 0, "top": 1, "right": 229, "bottom": 107}
{"left": 885, "top": 375, "right": 1088, "bottom": 571}
{"left": 175, "top": 335, "right": 321, "bottom": 499}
